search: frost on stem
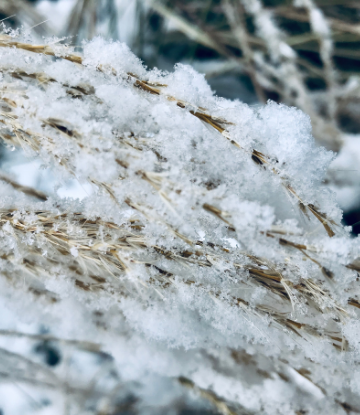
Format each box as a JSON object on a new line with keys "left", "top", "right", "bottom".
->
{"left": 0, "top": 33, "right": 360, "bottom": 415}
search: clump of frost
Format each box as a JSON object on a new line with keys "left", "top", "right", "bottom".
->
{"left": 0, "top": 33, "right": 360, "bottom": 415}
{"left": 83, "top": 36, "right": 147, "bottom": 78}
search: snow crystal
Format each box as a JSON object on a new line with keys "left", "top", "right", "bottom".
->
{"left": 0, "top": 33, "right": 359, "bottom": 415}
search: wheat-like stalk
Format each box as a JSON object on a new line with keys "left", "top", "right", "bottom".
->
{"left": 0, "top": 32, "right": 360, "bottom": 414}
{"left": 0, "top": 34, "right": 338, "bottom": 237}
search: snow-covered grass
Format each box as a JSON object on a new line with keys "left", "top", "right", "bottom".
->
{"left": 0, "top": 31, "right": 360, "bottom": 414}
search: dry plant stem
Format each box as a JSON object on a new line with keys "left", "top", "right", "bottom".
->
{"left": 0, "top": 345, "right": 60, "bottom": 385}
{"left": 0, "top": 173, "right": 48, "bottom": 201}
{"left": 0, "top": 30, "right": 359, "bottom": 415}
{"left": 222, "top": 0, "right": 266, "bottom": 103}
{"left": 178, "top": 354, "right": 353, "bottom": 414}
{"left": 275, "top": 6, "right": 360, "bottom": 37}
{"left": 150, "top": 2, "right": 271, "bottom": 95}
{"left": 150, "top": 1, "right": 345, "bottom": 150}
{"left": 0, "top": 330, "right": 101, "bottom": 352}
{"left": 0, "top": 36, "right": 351, "bottom": 341}
{"left": 296, "top": 0, "right": 337, "bottom": 120}
{"left": 149, "top": 1, "right": 228, "bottom": 56}
{"left": 0, "top": 0, "right": 52, "bottom": 36}
{"left": 0, "top": 346, "right": 120, "bottom": 404}
{"left": 0, "top": 206, "right": 351, "bottom": 351}
{"left": 0, "top": 90, "right": 342, "bottom": 345}
{"left": 0, "top": 35, "right": 337, "bottom": 237}
{"left": 0, "top": 35, "right": 83, "bottom": 64}
{"left": 0, "top": 100, "right": 336, "bottom": 249}
{"left": 178, "top": 377, "right": 243, "bottom": 415}
{"left": 238, "top": 0, "right": 316, "bottom": 117}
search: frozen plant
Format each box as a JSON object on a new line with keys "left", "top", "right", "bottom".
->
{"left": 0, "top": 32, "right": 360, "bottom": 414}
{"left": 150, "top": 0, "right": 360, "bottom": 213}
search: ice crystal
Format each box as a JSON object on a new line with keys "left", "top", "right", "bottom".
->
{"left": 0, "top": 33, "right": 360, "bottom": 414}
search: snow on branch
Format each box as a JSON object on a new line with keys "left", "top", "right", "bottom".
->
{"left": 0, "top": 32, "right": 360, "bottom": 414}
